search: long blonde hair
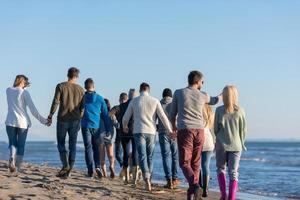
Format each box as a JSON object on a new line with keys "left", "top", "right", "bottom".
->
{"left": 223, "top": 85, "right": 239, "bottom": 113}
{"left": 203, "top": 104, "right": 214, "bottom": 129}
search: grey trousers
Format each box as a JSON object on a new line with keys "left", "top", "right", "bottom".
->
{"left": 215, "top": 142, "right": 241, "bottom": 181}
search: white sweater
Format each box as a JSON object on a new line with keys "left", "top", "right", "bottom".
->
{"left": 203, "top": 128, "right": 215, "bottom": 152}
{"left": 5, "top": 87, "right": 48, "bottom": 129}
{"left": 122, "top": 92, "right": 173, "bottom": 135}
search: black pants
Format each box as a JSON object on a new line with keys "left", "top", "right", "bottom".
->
{"left": 121, "top": 137, "right": 137, "bottom": 168}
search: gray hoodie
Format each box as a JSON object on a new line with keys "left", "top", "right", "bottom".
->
{"left": 157, "top": 97, "right": 173, "bottom": 133}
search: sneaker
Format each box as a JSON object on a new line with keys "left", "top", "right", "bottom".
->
{"left": 57, "top": 167, "right": 70, "bottom": 178}
{"left": 8, "top": 158, "right": 16, "bottom": 173}
{"left": 96, "top": 168, "right": 103, "bottom": 179}
{"left": 63, "top": 168, "right": 72, "bottom": 179}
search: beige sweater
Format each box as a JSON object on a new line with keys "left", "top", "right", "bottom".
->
{"left": 123, "top": 92, "right": 172, "bottom": 135}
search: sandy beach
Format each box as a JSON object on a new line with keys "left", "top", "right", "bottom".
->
{"left": 0, "top": 160, "right": 220, "bottom": 200}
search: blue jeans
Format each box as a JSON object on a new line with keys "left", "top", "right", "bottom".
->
{"left": 6, "top": 126, "right": 28, "bottom": 158}
{"left": 134, "top": 133, "right": 156, "bottom": 180}
{"left": 201, "top": 151, "right": 214, "bottom": 177}
{"left": 57, "top": 120, "right": 80, "bottom": 163}
{"left": 159, "top": 132, "right": 178, "bottom": 180}
{"left": 82, "top": 128, "right": 100, "bottom": 174}
{"left": 216, "top": 141, "right": 241, "bottom": 181}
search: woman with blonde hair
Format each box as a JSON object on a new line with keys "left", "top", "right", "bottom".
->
{"left": 199, "top": 104, "right": 215, "bottom": 198}
{"left": 5, "top": 75, "right": 49, "bottom": 173}
{"left": 214, "top": 85, "right": 247, "bottom": 200}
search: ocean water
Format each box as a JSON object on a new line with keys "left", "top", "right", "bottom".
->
{"left": 0, "top": 141, "right": 299, "bottom": 200}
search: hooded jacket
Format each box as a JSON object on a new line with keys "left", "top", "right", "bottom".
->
{"left": 81, "top": 91, "right": 110, "bottom": 131}
{"left": 157, "top": 96, "right": 173, "bottom": 133}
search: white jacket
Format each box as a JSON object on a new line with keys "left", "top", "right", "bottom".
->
{"left": 123, "top": 91, "right": 172, "bottom": 135}
{"left": 5, "top": 87, "right": 47, "bottom": 129}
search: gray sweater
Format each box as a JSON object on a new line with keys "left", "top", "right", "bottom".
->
{"left": 170, "top": 87, "right": 219, "bottom": 130}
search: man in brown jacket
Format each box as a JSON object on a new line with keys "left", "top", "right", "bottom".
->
{"left": 48, "top": 67, "right": 85, "bottom": 178}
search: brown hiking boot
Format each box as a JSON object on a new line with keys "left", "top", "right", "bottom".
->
{"left": 172, "top": 178, "right": 181, "bottom": 187}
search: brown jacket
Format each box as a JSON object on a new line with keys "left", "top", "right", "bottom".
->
{"left": 50, "top": 82, "right": 84, "bottom": 122}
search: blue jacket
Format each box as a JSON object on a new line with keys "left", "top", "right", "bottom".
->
{"left": 81, "top": 91, "right": 110, "bottom": 130}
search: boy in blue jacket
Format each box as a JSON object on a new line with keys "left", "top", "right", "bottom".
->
{"left": 81, "top": 78, "right": 111, "bottom": 178}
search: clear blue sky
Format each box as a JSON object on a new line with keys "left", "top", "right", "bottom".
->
{"left": 0, "top": 1, "right": 299, "bottom": 141}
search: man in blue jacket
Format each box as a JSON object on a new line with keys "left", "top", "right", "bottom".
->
{"left": 81, "top": 78, "right": 111, "bottom": 178}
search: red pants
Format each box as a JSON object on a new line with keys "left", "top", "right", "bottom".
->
{"left": 177, "top": 129, "right": 204, "bottom": 194}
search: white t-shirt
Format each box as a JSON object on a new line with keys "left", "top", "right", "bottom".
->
{"left": 5, "top": 87, "right": 47, "bottom": 129}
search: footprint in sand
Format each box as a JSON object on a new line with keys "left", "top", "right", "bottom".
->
{"left": 26, "top": 194, "right": 37, "bottom": 197}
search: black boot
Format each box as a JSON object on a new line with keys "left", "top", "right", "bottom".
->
{"left": 199, "top": 170, "right": 203, "bottom": 188}
{"left": 194, "top": 185, "right": 203, "bottom": 200}
{"left": 163, "top": 179, "right": 174, "bottom": 189}
{"left": 202, "top": 176, "right": 210, "bottom": 198}
{"left": 57, "top": 154, "right": 70, "bottom": 177}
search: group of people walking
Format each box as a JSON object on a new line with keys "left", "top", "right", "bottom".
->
{"left": 4, "top": 67, "right": 246, "bottom": 200}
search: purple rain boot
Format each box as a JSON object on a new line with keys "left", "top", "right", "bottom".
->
{"left": 229, "top": 180, "right": 238, "bottom": 200}
{"left": 218, "top": 173, "right": 227, "bottom": 200}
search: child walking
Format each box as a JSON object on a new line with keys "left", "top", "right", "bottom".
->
{"left": 199, "top": 104, "right": 215, "bottom": 198}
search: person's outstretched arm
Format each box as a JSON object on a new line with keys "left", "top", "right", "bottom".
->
{"left": 24, "top": 91, "right": 48, "bottom": 125}
{"left": 205, "top": 92, "right": 222, "bottom": 106}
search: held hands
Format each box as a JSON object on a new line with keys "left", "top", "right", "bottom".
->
{"left": 46, "top": 115, "right": 53, "bottom": 127}
{"left": 169, "top": 127, "right": 178, "bottom": 140}
{"left": 123, "top": 127, "right": 129, "bottom": 134}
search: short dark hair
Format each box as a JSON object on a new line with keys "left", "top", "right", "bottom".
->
{"left": 162, "top": 88, "right": 172, "bottom": 98}
{"left": 68, "top": 67, "right": 80, "bottom": 79}
{"left": 119, "top": 92, "right": 128, "bottom": 101}
{"left": 140, "top": 82, "right": 150, "bottom": 92}
{"left": 188, "top": 70, "right": 203, "bottom": 85}
{"left": 84, "top": 78, "right": 94, "bottom": 90}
